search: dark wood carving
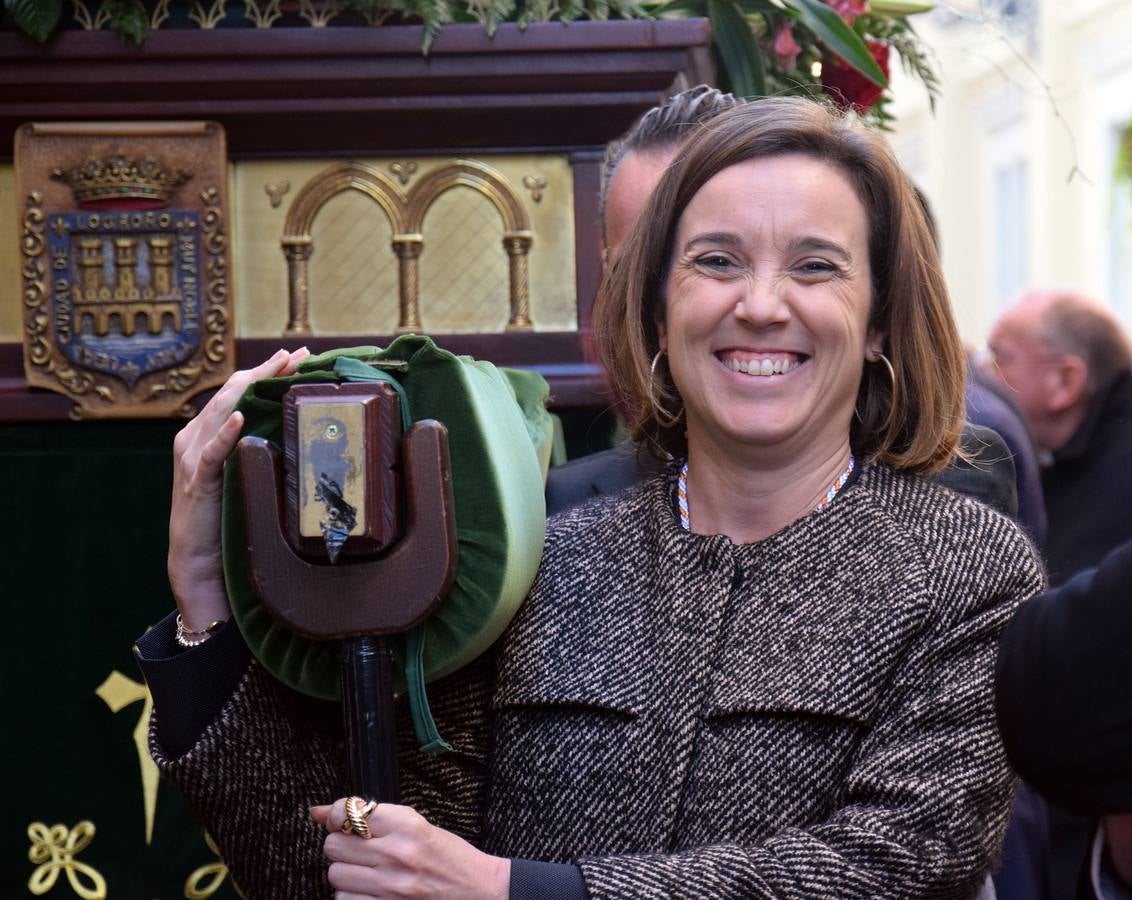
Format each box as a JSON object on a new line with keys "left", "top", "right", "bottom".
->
{"left": 237, "top": 421, "right": 458, "bottom": 640}
{"left": 0, "top": 22, "right": 712, "bottom": 160}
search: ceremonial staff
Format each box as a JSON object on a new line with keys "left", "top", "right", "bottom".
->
{"left": 235, "top": 382, "right": 457, "bottom": 801}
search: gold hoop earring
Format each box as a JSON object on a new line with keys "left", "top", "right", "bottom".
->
{"left": 649, "top": 350, "right": 684, "bottom": 428}
{"left": 871, "top": 351, "right": 897, "bottom": 404}
{"left": 855, "top": 351, "right": 897, "bottom": 424}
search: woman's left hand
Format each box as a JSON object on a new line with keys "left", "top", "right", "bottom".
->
{"left": 311, "top": 800, "right": 510, "bottom": 899}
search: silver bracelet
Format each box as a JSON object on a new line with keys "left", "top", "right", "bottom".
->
{"left": 175, "top": 613, "right": 226, "bottom": 648}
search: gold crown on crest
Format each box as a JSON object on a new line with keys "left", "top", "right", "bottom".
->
{"left": 52, "top": 154, "right": 192, "bottom": 204}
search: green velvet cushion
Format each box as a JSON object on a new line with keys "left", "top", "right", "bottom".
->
{"left": 222, "top": 335, "right": 550, "bottom": 702}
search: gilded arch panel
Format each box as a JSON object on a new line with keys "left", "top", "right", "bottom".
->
{"left": 283, "top": 163, "right": 408, "bottom": 238}
{"left": 406, "top": 160, "right": 534, "bottom": 331}
{"left": 405, "top": 159, "right": 530, "bottom": 236}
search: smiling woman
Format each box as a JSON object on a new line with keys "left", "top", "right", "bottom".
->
{"left": 597, "top": 98, "right": 966, "bottom": 485}
{"left": 659, "top": 155, "right": 882, "bottom": 539}
{"left": 140, "top": 97, "right": 1044, "bottom": 900}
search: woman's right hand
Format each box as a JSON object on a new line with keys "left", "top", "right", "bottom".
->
{"left": 168, "top": 348, "right": 309, "bottom": 632}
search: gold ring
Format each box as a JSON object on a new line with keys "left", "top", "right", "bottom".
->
{"left": 344, "top": 796, "right": 376, "bottom": 839}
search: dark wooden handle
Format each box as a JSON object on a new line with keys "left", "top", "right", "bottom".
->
{"left": 341, "top": 635, "right": 399, "bottom": 803}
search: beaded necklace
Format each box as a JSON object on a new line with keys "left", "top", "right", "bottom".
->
{"left": 676, "top": 453, "right": 855, "bottom": 532}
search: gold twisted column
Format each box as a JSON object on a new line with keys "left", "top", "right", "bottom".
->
{"left": 503, "top": 230, "right": 534, "bottom": 332}
{"left": 392, "top": 233, "right": 424, "bottom": 334}
{"left": 282, "top": 237, "right": 314, "bottom": 336}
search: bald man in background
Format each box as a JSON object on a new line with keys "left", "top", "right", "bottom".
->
{"left": 987, "top": 290, "right": 1132, "bottom": 583}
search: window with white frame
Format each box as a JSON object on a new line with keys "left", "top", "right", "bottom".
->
{"left": 993, "top": 157, "right": 1029, "bottom": 308}
{"left": 976, "top": 87, "right": 1029, "bottom": 315}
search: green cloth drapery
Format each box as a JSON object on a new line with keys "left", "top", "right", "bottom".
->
{"left": 222, "top": 335, "right": 551, "bottom": 752}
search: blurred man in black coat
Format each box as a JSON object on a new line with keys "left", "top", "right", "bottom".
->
{"left": 997, "top": 537, "right": 1132, "bottom": 898}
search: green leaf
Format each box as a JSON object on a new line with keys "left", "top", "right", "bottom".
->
{"left": 869, "top": 0, "right": 933, "bottom": 15}
{"left": 707, "top": 0, "right": 766, "bottom": 98}
{"left": 788, "top": 0, "right": 886, "bottom": 87}
{"left": 653, "top": 0, "right": 708, "bottom": 15}
{"left": 5, "top": 0, "right": 63, "bottom": 42}
{"left": 464, "top": 0, "right": 517, "bottom": 35}
{"left": 1116, "top": 120, "right": 1132, "bottom": 184}
{"left": 558, "top": 0, "right": 585, "bottom": 21}
{"left": 103, "top": 0, "right": 149, "bottom": 44}
{"left": 588, "top": 0, "right": 612, "bottom": 20}
{"left": 517, "top": 0, "right": 560, "bottom": 25}
{"left": 884, "top": 19, "right": 940, "bottom": 112}
{"left": 413, "top": 0, "right": 454, "bottom": 54}
{"left": 732, "top": 0, "right": 792, "bottom": 11}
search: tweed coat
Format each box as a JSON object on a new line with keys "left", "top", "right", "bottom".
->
{"left": 151, "top": 462, "right": 1044, "bottom": 899}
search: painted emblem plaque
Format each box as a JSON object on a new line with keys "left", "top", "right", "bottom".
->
{"left": 15, "top": 122, "right": 234, "bottom": 418}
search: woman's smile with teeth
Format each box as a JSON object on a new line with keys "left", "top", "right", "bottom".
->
{"left": 720, "top": 354, "right": 804, "bottom": 376}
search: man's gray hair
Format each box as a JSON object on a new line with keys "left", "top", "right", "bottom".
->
{"left": 1040, "top": 294, "right": 1132, "bottom": 395}
{"left": 599, "top": 84, "right": 744, "bottom": 241}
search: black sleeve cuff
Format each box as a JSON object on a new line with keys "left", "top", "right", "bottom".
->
{"left": 509, "top": 859, "right": 586, "bottom": 900}
{"left": 133, "top": 610, "right": 252, "bottom": 758}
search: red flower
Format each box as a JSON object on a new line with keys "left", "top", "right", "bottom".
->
{"left": 821, "top": 39, "right": 890, "bottom": 114}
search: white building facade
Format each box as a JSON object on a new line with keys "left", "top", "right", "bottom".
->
{"left": 888, "top": 0, "right": 1132, "bottom": 344}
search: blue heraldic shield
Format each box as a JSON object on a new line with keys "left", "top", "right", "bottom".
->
{"left": 48, "top": 209, "right": 203, "bottom": 387}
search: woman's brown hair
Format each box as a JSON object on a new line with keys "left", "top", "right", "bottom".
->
{"left": 592, "top": 96, "right": 965, "bottom": 474}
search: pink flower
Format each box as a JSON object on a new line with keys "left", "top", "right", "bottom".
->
{"left": 773, "top": 21, "right": 803, "bottom": 70}
{"left": 827, "top": 0, "right": 868, "bottom": 24}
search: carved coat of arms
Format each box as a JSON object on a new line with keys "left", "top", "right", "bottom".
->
{"left": 14, "top": 122, "right": 234, "bottom": 418}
